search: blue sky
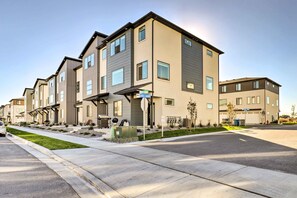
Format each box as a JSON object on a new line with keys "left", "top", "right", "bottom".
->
{"left": 0, "top": 0, "right": 296, "bottom": 114}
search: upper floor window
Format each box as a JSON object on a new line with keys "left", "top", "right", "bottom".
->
{"left": 165, "top": 98, "right": 174, "bottom": 106}
{"left": 206, "top": 76, "right": 213, "bottom": 90}
{"left": 207, "top": 49, "right": 213, "bottom": 57}
{"left": 102, "top": 48, "right": 107, "bottom": 60}
{"left": 84, "top": 53, "right": 95, "bottom": 69}
{"left": 137, "top": 61, "right": 148, "bottom": 80}
{"left": 138, "top": 26, "right": 145, "bottom": 41}
{"left": 60, "top": 91, "right": 64, "bottom": 102}
{"left": 110, "top": 35, "right": 126, "bottom": 56}
{"left": 276, "top": 99, "right": 279, "bottom": 106}
{"left": 184, "top": 38, "right": 192, "bottom": 46}
{"left": 236, "top": 98, "right": 242, "bottom": 105}
{"left": 252, "top": 96, "right": 256, "bottom": 104}
{"left": 49, "top": 79, "right": 54, "bottom": 87}
{"left": 257, "top": 96, "right": 260, "bottom": 104}
{"left": 235, "top": 83, "right": 241, "bottom": 91}
{"left": 112, "top": 68, "right": 124, "bottom": 86}
{"left": 76, "top": 81, "right": 80, "bottom": 93}
{"left": 187, "top": 82, "right": 195, "bottom": 89}
{"left": 157, "top": 61, "right": 170, "bottom": 80}
{"left": 247, "top": 97, "right": 251, "bottom": 104}
{"left": 101, "top": 76, "right": 106, "bottom": 90}
{"left": 221, "top": 85, "right": 227, "bottom": 93}
{"left": 266, "top": 96, "right": 270, "bottom": 104}
{"left": 219, "top": 99, "right": 227, "bottom": 106}
{"left": 207, "top": 103, "right": 213, "bottom": 109}
{"left": 86, "top": 80, "right": 92, "bottom": 95}
{"left": 60, "top": 72, "right": 65, "bottom": 82}
{"left": 253, "top": 81, "right": 260, "bottom": 89}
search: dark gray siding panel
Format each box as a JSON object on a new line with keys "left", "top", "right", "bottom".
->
{"left": 181, "top": 35, "right": 203, "bottom": 94}
{"left": 130, "top": 99, "right": 143, "bottom": 126}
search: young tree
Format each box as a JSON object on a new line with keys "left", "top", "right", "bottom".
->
{"left": 291, "top": 105, "right": 296, "bottom": 118}
{"left": 187, "top": 98, "right": 197, "bottom": 128}
{"left": 227, "top": 102, "right": 236, "bottom": 125}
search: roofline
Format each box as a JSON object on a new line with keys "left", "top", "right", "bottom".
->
{"left": 79, "top": 31, "right": 108, "bottom": 58}
{"left": 33, "top": 78, "right": 47, "bottom": 89}
{"left": 46, "top": 74, "right": 56, "bottom": 81}
{"left": 55, "top": 56, "right": 82, "bottom": 75}
{"left": 9, "top": 98, "right": 24, "bottom": 102}
{"left": 22, "top": 88, "right": 34, "bottom": 96}
{"left": 96, "top": 11, "right": 223, "bottom": 54}
{"left": 220, "top": 77, "right": 281, "bottom": 87}
{"left": 73, "top": 65, "right": 82, "bottom": 71}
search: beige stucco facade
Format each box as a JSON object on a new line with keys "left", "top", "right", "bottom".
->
{"left": 10, "top": 98, "right": 25, "bottom": 124}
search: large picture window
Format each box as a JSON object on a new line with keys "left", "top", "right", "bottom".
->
{"left": 157, "top": 61, "right": 170, "bottom": 80}
{"left": 112, "top": 68, "right": 124, "bottom": 86}
{"left": 137, "top": 61, "right": 148, "bottom": 80}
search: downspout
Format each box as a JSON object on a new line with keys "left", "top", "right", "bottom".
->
{"left": 150, "top": 18, "right": 155, "bottom": 128}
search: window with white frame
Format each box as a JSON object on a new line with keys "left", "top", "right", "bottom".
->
{"left": 138, "top": 26, "right": 145, "bottom": 41}
{"left": 49, "top": 79, "right": 54, "bottom": 87}
{"left": 235, "top": 83, "right": 241, "bottom": 91}
{"left": 102, "top": 48, "right": 107, "bottom": 60}
{"left": 256, "top": 96, "right": 260, "bottom": 104}
{"left": 266, "top": 96, "right": 270, "bottom": 104}
{"left": 236, "top": 98, "right": 242, "bottom": 105}
{"left": 86, "top": 80, "right": 92, "bottom": 95}
{"left": 206, "top": 76, "right": 213, "bottom": 90}
{"left": 184, "top": 38, "right": 192, "bottom": 46}
{"left": 219, "top": 99, "right": 227, "bottom": 106}
{"left": 207, "top": 49, "right": 213, "bottom": 57}
{"left": 84, "top": 53, "right": 95, "bottom": 69}
{"left": 276, "top": 99, "right": 279, "bottom": 106}
{"left": 247, "top": 97, "right": 251, "bottom": 104}
{"left": 253, "top": 81, "right": 260, "bottom": 89}
{"left": 60, "top": 72, "right": 65, "bottom": 82}
{"left": 165, "top": 98, "right": 174, "bottom": 106}
{"left": 101, "top": 76, "right": 106, "bottom": 90}
{"left": 207, "top": 103, "right": 213, "bottom": 109}
{"left": 113, "top": 101, "right": 122, "bottom": 117}
{"left": 157, "top": 61, "right": 170, "bottom": 80}
{"left": 110, "top": 35, "right": 126, "bottom": 56}
{"left": 60, "top": 91, "right": 64, "bottom": 102}
{"left": 112, "top": 68, "right": 124, "bottom": 85}
{"left": 137, "top": 61, "right": 148, "bottom": 80}
{"left": 221, "top": 85, "right": 227, "bottom": 93}
{"left": 86, "top": 105, "right": 92, "bottom": 117}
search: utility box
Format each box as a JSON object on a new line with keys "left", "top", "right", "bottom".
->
{"left": 183, "top": 118, "right": 191, "bottom": 127}
{"left": 111, "top": 126, "right": 137, "bottom": 139}
{"left": 98, "top": 115, "right": 110, "bottom": 128}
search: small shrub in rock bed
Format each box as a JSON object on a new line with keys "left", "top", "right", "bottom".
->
{"left": 79, "top": 123, "right": 83, "bottom": 126}
{"left": 91, "top": 123, "right": 95, "bottom": 126}
{"left": 91, "top": 134, "right": 96, "bottom": 137}
{"left": 64, "top": 124, "right": 68, "bottom": 128}
{"left": 88, "top": 126, "right": 94, "bottom": 130}
{"left": 84, "top": 132, "right": 90, "bottom": 135}
{"left": 73, "top": 124, "right": 77, "bottom": 126}
{"left": 213, "top": 123, "right": 218, "bottom": 127}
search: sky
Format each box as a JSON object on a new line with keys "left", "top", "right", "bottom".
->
{"left": 0, "top": 0, "right": 296, "bottom": 114}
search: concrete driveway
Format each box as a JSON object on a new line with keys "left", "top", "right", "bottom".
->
{"left": 143, "top": 125, "right": 297, "bottom": 175}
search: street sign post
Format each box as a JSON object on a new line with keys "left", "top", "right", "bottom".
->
{"left": 161, "top": 115, "right": 166, "bottom": 138}
{"left": 141, "top": 98, "right": 148, "bottom": 140}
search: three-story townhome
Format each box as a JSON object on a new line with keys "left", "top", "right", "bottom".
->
{"left": 46, "top": 74, "right": 58, "bottom": 124}
{"left": 10, "top": 98, "right": 25, "bottom": 124}
{"left": 22, "top": 88, "right": 34, "bottom": 123}
{"left": 74, "top": 65, "right": 83, "bottom": 124}
{"left": 30, "top": 78, "right": 47, "bottom": 124}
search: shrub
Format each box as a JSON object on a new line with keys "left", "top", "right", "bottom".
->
{"left": 73, "top": 124, "right": 77, "bottom": 126}
{"left": 213, "top": 123, "right": 217, "bottom": 127}
{"left": 91, "top": 123, "right": 95, "bottom": 126}
{"left": 88, "top": 126, "right": 94, "bottom": 130}
{"left": 79, "top": 122, "right": 83, "bottom": 126}
{"left": 84, "top": 132, "right": 90, "bottom": 135}
{"left": 91, "top": 134, "right": 96, "bottom": 137}
{"left": 64, "top": 124, "right": 68, "bottom": 128}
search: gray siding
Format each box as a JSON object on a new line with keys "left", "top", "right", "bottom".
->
{"left": 48, "top": 76, "right": 56, "bottom": 106}
{"left": 130, "top": 99, "right": 143, "bottom": 126}
{"left": 106, "top": 29, "right": 133, "bottom": 122}
{"left": 181, "top": 35, "right": 203, "bottom": 94}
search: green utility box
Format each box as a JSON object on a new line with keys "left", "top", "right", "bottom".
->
{"left": 111, "top": 126, "right": 137, "bottom": 139}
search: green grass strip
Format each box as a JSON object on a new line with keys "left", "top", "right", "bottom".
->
{"left": 138, "top": 126, "right": 249, "bottom": 141}
{"left": 6, "top": 127, "right": 87, "bottom": 150}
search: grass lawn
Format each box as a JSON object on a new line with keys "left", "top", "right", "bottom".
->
{"left": 138, "top": 126, "right": 248, "bottom": 141}
{"left": 6, "top": 127, "right": 87, "bottom": 150}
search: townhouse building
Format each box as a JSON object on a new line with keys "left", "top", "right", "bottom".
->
{"left": 10, "top": 98, "right": 25, "bottom": 124}
{"left": 79, "top": 12, "right": 223, "bottom": 126}
{"left": 74, "top": 65, "right": 83, "bottom": 124}
{"left": 3, "top": 104, "right": 11, "bottom": 122}
{"left": 219, "top": 77, "right": 281, "bottom": 124}
{"left": 30, "top": 78, "right": 47, "bottom": 123}
{"left": 55, "top": 57, "right": 82, "bottom": 124}
{"left": 22, "top": 88, "right": 34, "bottom": 123}
{"left": 0, "top": 105, "right": 4, "bottom": 120}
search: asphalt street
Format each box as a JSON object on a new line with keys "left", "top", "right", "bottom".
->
{"left": 0, "top": 137, "right": 80, "bottom": 198}
{"left": 144, "top": 130, "right": 297, "bottom": 175}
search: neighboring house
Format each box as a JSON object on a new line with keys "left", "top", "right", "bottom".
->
{"left": 30, "top": 78, "right": 47, "bottom": 124}
{"left": 56, "top": 56, "right": 82, "bottom": 124}
{"left": 46, "top": 74, "right": 58, "bottom": 124}
{"left": 74, "top": 65, "right": 83, "bottom": 124}
{"left": 10, "top": 98, "right": 25, "bottom": 124}
{"left": 22, "top": 88, "right": 34, "bottom": 123}
{"left": 0, "top": 105, "right": 4, "bottom": 120}
{"left": 219, "top": 77, "right": 281, "bottom": 124}
{"left": 80, "top": 11, "right": 223, "bottom": 126}
{"left": 3, "top": 104, "right": 11, "bottom": 122}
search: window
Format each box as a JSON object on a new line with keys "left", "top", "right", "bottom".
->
{"left": 207, "top": 103, "right": 213, "bottom": 109}
{"left": 86, "top": 105, "right": 92, "bottom": 117}
{"left": 137, "top": 61, "right": 148, "bottom": 80}
{"left": 138, "top": 26, "right": 145, "bottom": 41}
{"left": 221, "top": 85, "right": 227, "bottom": 93}
{"left": 76, "top": 81, "right": 80, "bottom": 93}
{"left": 165, "top": 98, "right": 174, "bottom": 106}
{"left": 206, "top": 76, "right": 213, "bottom": 90}
{"left": 112, "top": 68, "right": 124, "bottom": 85}
{"left": 101, "top": 76, "right": 106, "bottom": 90}
{"left": 253, "top": 81, "right": 260, "bottom": 89}
{"left": 207, "top": 49, "right": 213, "bottom": 57}
{"left": 266, "top": 96, "right": 270, "bottom": 104}
{"left": 276, "top": 99, "right": 279, "bottom": 106}
{"left": 49, "top": 95, "right": 54, "bottom": 103}
{"left": 60, "top": 72, "right": 65, "bottom": 82}
{"left": 49, "top": 79, "right": 54, "bottom": 87}
{"left": 157, "top": 61, "right": 170, "bottom": 80}
{"left": 86, "top": 80, "right": 92, "bottom": 95}
{"left": 102, "top": 48, "right": 107, "bottom": 60}
{"left": 110, "top": 35, "right": 126, "bottom": 56}
{"left": 60, "top": 91, "right": 64, "bottom": 102}
{"left": 252, "top": 96, "right": 256, "bottom": 104}
{"left": 84, "top": 53, "right": 95, "bottom": 69}
{"left": 247, "top": 97, "right": 251, "bottom": 104}
{"left": 219, "top": 99, "right": 227, "bottom": 106}
{"left": 187, "top": 82, "right": 195, "bottom": 89}
{"left": 235, "top": 83, "right": 241, "bottom": 91}
{"left": 184, "top": 38, "right": 192, "bottom": 46}
{"left": 113, "top": 101, "right": 122, "bottom": 117}
{"left": 256, "top": 96, "right": 260, "bottom": 104}
{"left": 236, "top": 98, "right": 242, "bottom": 105}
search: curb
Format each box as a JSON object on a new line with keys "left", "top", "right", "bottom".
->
{"left": 6, "top": 133, "right": 124, "bottom": 198}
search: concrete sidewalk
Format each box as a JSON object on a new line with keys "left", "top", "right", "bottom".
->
{"left": 8, "top": 126, "right": 297, "bottom": 197}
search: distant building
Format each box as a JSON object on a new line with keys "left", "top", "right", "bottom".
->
{"left": 219, "top": 77, "right": 281, "bottom": 124}
{"left": 9, "top": 98, "right": 25, "bottom": 124}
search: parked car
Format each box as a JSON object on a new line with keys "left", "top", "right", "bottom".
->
{"left": 0, "top": 121, "right": 6, "bottom": 137}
